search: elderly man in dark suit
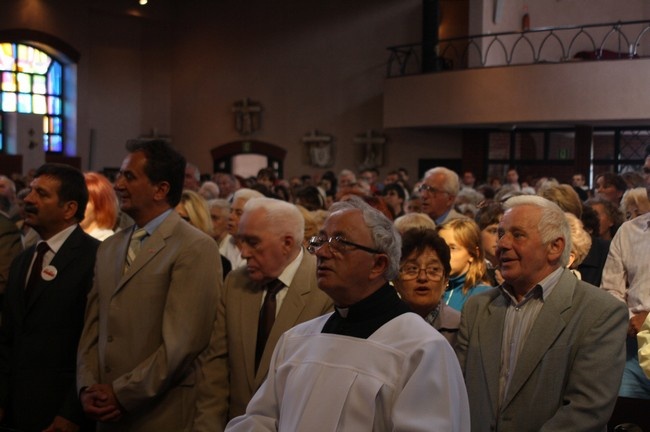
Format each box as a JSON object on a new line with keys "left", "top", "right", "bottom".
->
{"left": 195, "top": 197, "right": 333, "bottom": 430}
{"left": 456, "top": 195, "right": 628, "bottom": 432}
{"left": 419, "top": 166, "right": 465, "bottom": 225}
{"left": 0, "top": 163, "right": 99, "bottom": 432}
{"left": 77, "top": 140, "right": 221, "bottom": 431}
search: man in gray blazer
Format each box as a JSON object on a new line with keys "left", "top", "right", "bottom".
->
{"left": 196, "top": 197, "right": 332, "bottom": 429}
{"left": 77, "top": 140, "right": 221, "bottom": 431}
{"left": 456, "top": 195, "right": 628, "bottom": 432}
{"left": 419, "top": 166, "right": 465, "bottom": 225}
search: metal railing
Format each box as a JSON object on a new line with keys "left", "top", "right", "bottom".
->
{"left": 387, "top": 20, "right": 650, "bottom": 77}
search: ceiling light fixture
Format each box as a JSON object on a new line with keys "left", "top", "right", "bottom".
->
{"left": 139, "top": 0, "right": 148, "bottom": 5}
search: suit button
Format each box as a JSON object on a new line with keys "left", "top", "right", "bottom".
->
{"left": 105, "top": 366, "right": 111, "bottom": 373}
{"left": 107, "top": 335, "right": 114, "bottom": 342}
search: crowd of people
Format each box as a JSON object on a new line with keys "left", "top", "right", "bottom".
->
{"left": 0, "top": 141, "right": 650, "bottom": 431}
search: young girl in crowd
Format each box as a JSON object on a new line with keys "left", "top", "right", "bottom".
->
{"left": 437, "top": 218, "right": 492, "bottom": 311}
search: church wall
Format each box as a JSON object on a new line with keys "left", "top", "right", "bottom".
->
{"left": 170, "top": 0, "right": 463, "bottom": 180}
{"left": 7, "top": 1, "right": 645, "bottom": 180}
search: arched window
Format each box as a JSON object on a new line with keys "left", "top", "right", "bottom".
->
{"left": 0, "top": 42, "right": 63, "bottom": 152}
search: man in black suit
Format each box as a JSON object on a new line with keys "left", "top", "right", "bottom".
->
{"left": 0, "top": 164, "right": 99, "bottom": 432}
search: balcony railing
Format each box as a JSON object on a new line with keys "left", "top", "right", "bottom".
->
{"left": 387, "top": 19, "right": 650, "bottom": 77}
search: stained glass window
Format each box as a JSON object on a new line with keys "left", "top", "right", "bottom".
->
{"left": 0, "top": 42, "right": 63, "bottom": 152}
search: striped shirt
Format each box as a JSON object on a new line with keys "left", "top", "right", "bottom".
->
{"left": 498, "top": 266, "right": 564, "bottom": 405}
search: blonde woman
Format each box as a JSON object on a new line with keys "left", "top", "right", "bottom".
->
{"left": 176, "top": 189, "right": 232, "bottom": 277}
{"left": 175, "top": 189, "right": 212, "bottom": 235}
{"left": 437, "top": 218, "right": 492, "bottom": 311}
{"left": 393, "top": 212, "right": 436, "bottom": 235}
{"left": 621, "top": 187, "right": 650, "bottom": 221}
{"left": 564, "top": 212, "right": 592, "bottom": 279}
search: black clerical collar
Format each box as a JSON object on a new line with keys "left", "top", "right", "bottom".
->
{"left": 321, "top": 283, "right": 411, "bottom": 339}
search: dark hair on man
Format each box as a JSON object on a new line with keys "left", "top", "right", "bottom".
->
{"left": 474, "top": 200, "right": 504, "bottom": 230}
{"left": 382, "top": 183, "right": 406, "bottom": 200}
{"left": 596, "top": 172, "right": 627, "bottom": 194}
{"left": 257, "top": 167, "right": 277, "bottom": 182}
{"left": 294, "top": 186, "right": 325, "bottom": 211}
{"left": 126, "top": 139, "right": 185, "bottom": 207}
{"left": 400, "top": 228, "right": 451, "bottom": 279}
{"left": 34, "top": 163, "right": 88, "bottom": 221}
{"left": 580, "top": 204, "right": 600, "bottom": 236}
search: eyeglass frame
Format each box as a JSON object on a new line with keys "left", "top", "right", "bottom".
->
{"left": 307, "top": 235, "right": 382, "bottom": 255}
{"left": 399, "top": 264, "right": 445, "bottom": 281}
{"left": 418, "top": 183, "right": 450, "bottom": 196}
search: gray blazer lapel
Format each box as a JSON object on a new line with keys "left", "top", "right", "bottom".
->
{"left": 501, "top": 269, "right": 575, "bottom": 410}
{"left": 480, "top": 293, "right": 508, "bottom": 416}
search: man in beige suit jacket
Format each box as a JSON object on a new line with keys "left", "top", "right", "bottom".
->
{"left": 195, "top": 197, "right": 332, "bottom": 429}
{"left": 77, "top": 140, "right": 222, "bottom": 431}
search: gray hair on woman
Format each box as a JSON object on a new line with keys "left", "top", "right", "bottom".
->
{"left": 330, "top": 196, "right": 402, "bottom": 280}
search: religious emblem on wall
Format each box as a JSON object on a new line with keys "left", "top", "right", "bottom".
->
{"left": 355, "top": 129, "right": 386, "bottom": 170}
{"left": 302, "top": 129, "right": 335, "bottom": 168}
{"left": 232, "top": 98, "right": 263, "bottom": 136}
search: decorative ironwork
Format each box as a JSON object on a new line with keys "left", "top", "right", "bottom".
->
{"left": 387, "top": 20, "right": 650, "bottom": 77}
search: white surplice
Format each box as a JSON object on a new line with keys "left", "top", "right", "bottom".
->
{"left": 226, "top": 312, "right": 470, "bottom": 432}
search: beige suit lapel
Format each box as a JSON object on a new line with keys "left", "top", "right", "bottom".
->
{"left": 253, "top": 253, "right": 316, "bottom": 387}
{"left": 239, "top": 278, "right": 264, "bottom": 391}
{"left": 114, "top": 212, "right": 177, "bottom": 295}
{"left": 501, "top": 269, "right": 574, "bottom": 410}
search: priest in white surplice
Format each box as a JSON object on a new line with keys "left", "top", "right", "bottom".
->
{"left": 226, "top": 197, "right": 470, "bottom": 432}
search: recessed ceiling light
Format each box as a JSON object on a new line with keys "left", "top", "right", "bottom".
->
{"left": 139, "top": 0, "right": 148, "bottom": 5}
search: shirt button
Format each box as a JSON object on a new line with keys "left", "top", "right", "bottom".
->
{"left": 107, "top": 335, "right": 114, "bottom": 342}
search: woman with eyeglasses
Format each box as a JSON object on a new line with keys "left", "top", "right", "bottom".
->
{"left": 393, "top": 228, "right": 460, "bottom": 347}
{"left": 437, "top": 218, "right": 492, "bottom": 311}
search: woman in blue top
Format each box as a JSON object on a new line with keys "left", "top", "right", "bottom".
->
{"left": 437, "top": 218, "right": 492, "bottom": 311}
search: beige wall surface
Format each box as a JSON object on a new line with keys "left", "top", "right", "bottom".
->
{"left": 1, "top": 0, "right": 646, "bottom": 179}
{"left": 384, "top": 58, "right": 650, "bottom": 128}
{"left": 170, "top": 0, "right": 453, "bottom": 179}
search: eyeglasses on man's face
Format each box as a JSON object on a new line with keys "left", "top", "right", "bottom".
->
{"left": 399, "top": 264, "right": 444, "bottom": 281}
{"left": 307, "top": 235, "right": 382, "bottom": 255}
{"left": 418, "top": 184, "right": 449, "bottom": 196}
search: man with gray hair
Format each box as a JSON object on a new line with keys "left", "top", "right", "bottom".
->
{"left": 226, "top": 197, "right": 470, "bottom": 432}
{"left": 200, "top": 197, "right": 333, "bottom": 428}
{"left": 0, "top": 175, "right": 18, "bottom": 221}
{"left": 457, "top": 195, "right": 628, "bottom": 432}
{"left": 222, "top": 188, "right": 265, "bottom": 269}
{"left": 184, "top": 162, "right": 201, "bottom": 191}
{"left": 419, "top": 166, "right": 465, "bottom": 224}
